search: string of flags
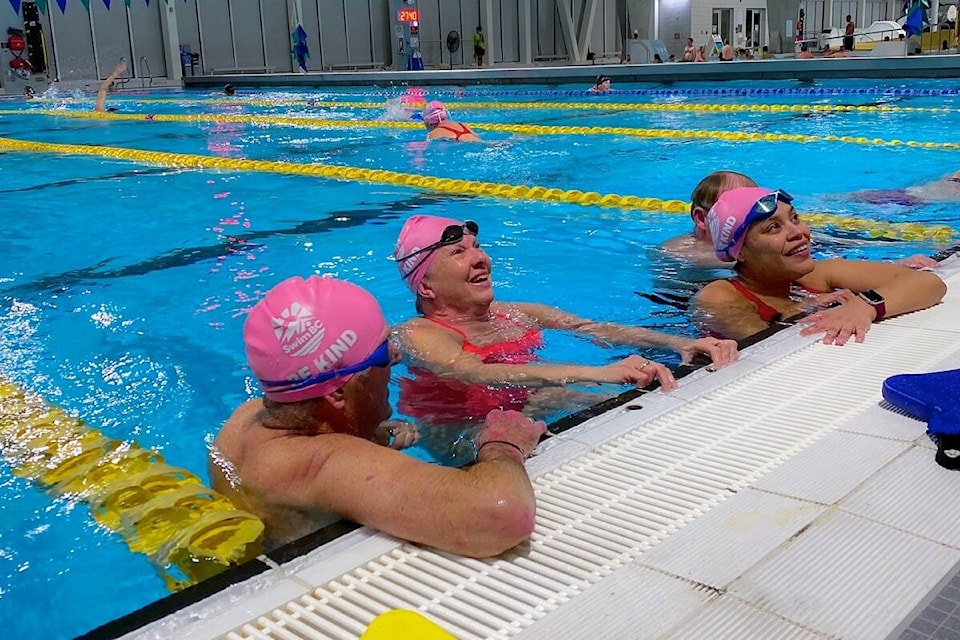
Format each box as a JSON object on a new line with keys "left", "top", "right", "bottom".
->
{"left": 9, "top": 0, "right": 159, "bottom": 15}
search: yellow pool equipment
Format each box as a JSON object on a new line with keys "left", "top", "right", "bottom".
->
{"left": 0, "top": 378, "right": 265, "bottom": 590}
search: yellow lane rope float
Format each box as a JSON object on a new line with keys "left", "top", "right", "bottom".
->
{"left": 0, "top": 378, "right": 264, "bottom": 590}
{"left": 30, "top": 96, "right": 960, "bottom": 115}
{"left": 0, "top": 134, "right": 953, "bottom": 242}
{"left": 6, "top": 108, "right": 960, "bottom": 152}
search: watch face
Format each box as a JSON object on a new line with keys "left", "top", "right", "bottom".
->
{"left": 859, "top": 289, "right": 885, "bottom": 305}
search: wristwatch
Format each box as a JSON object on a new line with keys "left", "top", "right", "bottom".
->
{"left": 857, "top": 289, "right": 886, "bottom": 322}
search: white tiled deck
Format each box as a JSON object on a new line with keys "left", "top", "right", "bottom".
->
{"left": 126, "top": 257, "right": 960, "bottom": 640}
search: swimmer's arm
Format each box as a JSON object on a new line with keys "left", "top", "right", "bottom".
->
{"left": 693, "top": 281, "right": 770, "bottom": 340}
{"left": 94, "top": 60, "right": 126, "bottom": 113}
{"left": 397, "top": 318, "right": 639, "bottom": 386}
{"left": 510, "top": 301, "right": 696, "bottom": 351}
{"left": 265, "top": 433, "right": 537, "bottom": 558}
{"left": 808, "top": 259, "right": 946, "bottom": 320}
{"left": 510, "top": 302, "right": 738, "bottom": 366}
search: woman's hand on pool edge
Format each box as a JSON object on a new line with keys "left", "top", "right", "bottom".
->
{"left": 678, "top": 337, "right": 739, "bottom": 367}
{"left": 599, "top": 355, "right": 677, "bottom": 391}
{"left": 797, "top": 299, "right": 874, "bottom": 346}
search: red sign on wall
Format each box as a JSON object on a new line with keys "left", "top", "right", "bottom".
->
{"left": 397, "top": 8, "right": 419, "bottom": 22}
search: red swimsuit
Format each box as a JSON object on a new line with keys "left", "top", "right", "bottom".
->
{"left": 726, "top": 278, "right": 822, "bottom": 323}
{"left": 398, "top": 313, "right": 543, "bottom": 426}
{"left": 434, "top": 122, "right": 476, "bottom": 141}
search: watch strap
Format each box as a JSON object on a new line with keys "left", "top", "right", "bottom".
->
{"left": 858, "top": 291, "right": 886, "bottom": 322}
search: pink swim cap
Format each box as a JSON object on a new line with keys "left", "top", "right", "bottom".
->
{"left": 423, "top": 101, "right": 448, "bottom": 125}
{"left": 707, "top": 187, "right": 790, "bottom": 262}
{"left": 393, "top": 215, "right": 468, "bottom": 294}
{"left": 244, "top": 276, "right": 388, "bottom": 402}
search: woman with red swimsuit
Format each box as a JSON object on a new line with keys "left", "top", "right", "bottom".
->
{"left": 694, "top": 187, "right": 946, "bottom": 343}
{"left": 422, "top": 101, "right": 481, "bottom": 142}
{"left": 391, "top": 215, "right": 739, "bottom": 429}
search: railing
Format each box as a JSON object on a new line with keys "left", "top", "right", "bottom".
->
{"left": 139, "top": 55, "right": 153, "bottom": 88}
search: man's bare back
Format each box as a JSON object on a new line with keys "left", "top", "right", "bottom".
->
{"left": 209, "top": 399, "right": 340, "bottom": 546}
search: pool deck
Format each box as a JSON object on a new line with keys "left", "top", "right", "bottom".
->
{"left": 182, "top": 54, "right": 960, "bottom": 89}
{"left": 111, "top": 255, "right": 960, "bottom": 640}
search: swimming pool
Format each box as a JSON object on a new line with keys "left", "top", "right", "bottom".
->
{"left": 1, "top": 77, "right": 958, "bottom": 639}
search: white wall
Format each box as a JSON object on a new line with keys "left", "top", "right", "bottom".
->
{"left": 2, "top": 0, "right": 626, "bottom": 92}
{"left": 690, "top": 0, "right": 770, "bottom": 52}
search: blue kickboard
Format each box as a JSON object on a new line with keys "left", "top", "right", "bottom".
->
{"left": 882, "top": 368, "right": 960, "bottom": 436}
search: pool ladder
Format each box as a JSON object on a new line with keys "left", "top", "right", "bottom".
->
{"left": 138, "top": 55, "right": 153, "bottom": 88}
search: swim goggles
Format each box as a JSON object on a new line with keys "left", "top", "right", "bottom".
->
{"left": 713, "top": 189, "right": 794, "bottom": 259}
{"left": 396, "top": 220, "right": 480, "bottom": 281}
{"left": 258, "top": 340, "right": 394, "bottom": 393}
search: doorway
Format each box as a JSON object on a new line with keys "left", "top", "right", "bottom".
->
{"left": 712, "top": 8, "right": 733, "bottom": 46}
{"left": 745, "top": 9, "right": 765, "bottom": 48}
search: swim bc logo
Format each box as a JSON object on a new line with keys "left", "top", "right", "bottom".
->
{"left": 712, "top": 215, "right": 739, "bottom": 250}
{"left": 271, "top": 302, "right": 326, "bottom": 357}
{"left": 399, "top": 245, "right": 423, "bottom": 275}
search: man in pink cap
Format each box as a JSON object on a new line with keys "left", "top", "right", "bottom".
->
{"left": 209, "top": 275, "right": 546, "bottom": 557}
{"left": 391, "top": 215, "right": 739, "bottom": 429}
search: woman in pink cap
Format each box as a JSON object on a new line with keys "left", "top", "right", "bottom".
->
{"left": 660, "top": 170, "right": 939, "bottom": 273}
{"left": 422, "top": 101, "right": 481, "bottom": 142}
{"left": 391, "top": 215, "right": 739, "bottom": 427}
{"left": 694, "top": 187, "right": 946, "bottom": 342}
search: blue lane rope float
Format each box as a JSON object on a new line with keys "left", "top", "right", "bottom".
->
{"left": 6, "top": 109, "right": 960, "bottom": 153}
{"left": 221, "top": 87, "right": 960, "bottom": 98}
{"left": 25, "top": 99, "right": 960, "bottom": 116}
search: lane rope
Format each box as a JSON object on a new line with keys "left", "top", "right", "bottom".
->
{"left": 34, "top": 86, "right": 960, "bottom": 99}
{"left": 0, "top": 134, "right": 953, "bottom": 242}
{"left": 6, "top": 109, "right": 960, "bottom": 152}
{"left": 29, "top": 97, "right": 960, "bottom": 115}
{"left": 0, "top": 378, "right": 265, "bottom": 590}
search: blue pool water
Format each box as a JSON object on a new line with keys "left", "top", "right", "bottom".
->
{"left": 1, "top": 78, "right": 959, "bottom": 639}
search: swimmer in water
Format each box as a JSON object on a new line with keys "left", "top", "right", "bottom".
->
{"left": 422, "top": 101, "right": 481, "bottom": 142}
{"left": 94, "top": 60, "right": 127, "bottom": 113}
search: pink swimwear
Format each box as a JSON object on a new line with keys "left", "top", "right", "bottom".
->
{"left": 398, "top": 312, "right": 543, "bottom": 425}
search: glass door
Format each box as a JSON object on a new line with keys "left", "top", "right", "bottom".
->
{"left": 712, "top": 8, "right": 733, "bottom": 48}
{"left": 745, "top": 9, "right": 765, "bottom": 47}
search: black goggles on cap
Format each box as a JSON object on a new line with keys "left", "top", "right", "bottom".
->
{"left": 397, "top": 220, "right": 479, "bottom": 281}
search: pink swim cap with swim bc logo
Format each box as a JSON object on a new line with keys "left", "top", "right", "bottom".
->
{"left": 244, "top": 276, "right": 388, "bottom": 402}
{"left": 706, "top": 186, "right": 780, "bottom": 262}
{"left": 393, "top": 214, "right": 466, "bottom": 294}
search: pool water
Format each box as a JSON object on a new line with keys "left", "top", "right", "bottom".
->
{"left": 1, "top": 78, "right": 959, "bottom": 639}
